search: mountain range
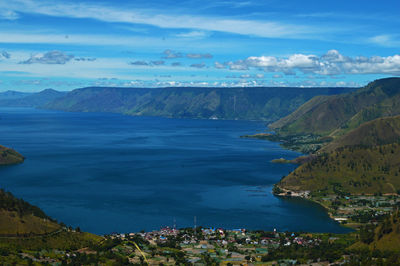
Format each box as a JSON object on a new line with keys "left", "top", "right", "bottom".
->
{"left": 1, "top": 86, "right": 353, "bottom": 122}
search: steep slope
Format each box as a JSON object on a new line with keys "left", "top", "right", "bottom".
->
{"left": 0, "top": 89, "right": 66, "bottom": 107}
{"left": 270, "top": 77, "right": 400, "bottom": 137}
{"left": 321, "top": 115, "right": 400, "bottom": 153}
{"left": 0, "top": 189, "right": 60, "bottom": 236}
{"left": 277, "top": 142, "right": 400, "bottom": 195}
{"left": 44, "top": 86, "right": 352, "bottom": 122}
{"left": 0, "top": 145, "right": 24, "bottom": 165}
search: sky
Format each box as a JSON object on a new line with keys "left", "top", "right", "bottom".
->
{"left": 0, "top": 0, "right": 399, "bottom": 92}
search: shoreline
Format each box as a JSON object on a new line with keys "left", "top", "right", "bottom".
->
{"left": 273, "top": 186, "right": 356, "bottom": 229}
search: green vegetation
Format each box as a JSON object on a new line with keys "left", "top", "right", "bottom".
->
{"left": 270, "top": 77, "right": 400, "bottom": 138}
{"left": 0, "top": 189, "right": 60, "bottom": 236}
{"left": 0, "top": 145, "right": 24, "bottom": 165}
{"left": 44, "top": 86, "right": 352, "bottom": 122}
{"left": 321, "top": 114, "right": 400, "bottom": 153}
{"left": 278, "top": 143, "right": 400, "bottom": 195}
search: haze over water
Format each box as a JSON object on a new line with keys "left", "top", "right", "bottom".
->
{"left": 0, "top": 108, "right": 349, "bottom": 234}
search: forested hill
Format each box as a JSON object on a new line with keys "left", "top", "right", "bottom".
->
{"left": 270, "top": 77, "right": 400, "bottom": 137}
{"left": 277, "top": 115, "right": 400, "bottom": 195}
{"left": 43, "top": 86, "right": 352, "bottom": 122}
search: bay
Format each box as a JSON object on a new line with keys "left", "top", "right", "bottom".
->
{"left": 0, "top": 107, "right": 349, "bottom": 234}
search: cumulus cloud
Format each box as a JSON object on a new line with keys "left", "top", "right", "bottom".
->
{"left": 186, "top": 53, "right": 213, "bottom": 59}
{"left": 162, "top": 49, "right": 183, "bottom": 59}
{"left": 220, "top": 50, "right": 400, "bottom": 76}
{"left": 190, "top": 63, "right": 206, "bottom": 68}
{"left": 20, "top": 50, "right": 74, "bottom": 64}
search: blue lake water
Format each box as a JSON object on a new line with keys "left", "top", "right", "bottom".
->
{"left": 0, "top": 107, "right": 349, "bottom": 234}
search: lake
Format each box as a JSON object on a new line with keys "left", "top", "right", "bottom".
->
{"left": 0, "top": 107, "right": 349, "bottom": 234}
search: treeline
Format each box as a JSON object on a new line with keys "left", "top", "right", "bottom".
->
{"left": 279, "top": 142, "right": 400, "bottom": 195}
{"left": 0, "top": 189, "right": 52, "bottom": 220}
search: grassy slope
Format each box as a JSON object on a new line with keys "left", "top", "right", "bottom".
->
{"left": 0, "top": 189, "right": 60, "bottom": 236}
{"left": 44, "top": 86, "right": 352, "bottom": 122}
{"left": 0, "top": 145, "right": 24, "bottom": 165}
{"left": 269, "top": 77, "right": 400, "bottom": 137}
{"left": 278, "top": 143, "right": 400, "bottom": 195}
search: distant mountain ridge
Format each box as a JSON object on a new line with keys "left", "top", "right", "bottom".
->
{"left": 0, "top": 90, "right": 32, "bottom": 100}
{"left": 0, "top": 89, "right": 66, "bottom": 107}
{"left": 270, "top": 78, "right": 400, "bottom": 137}
{"left": 43, "top": 86, "right": 353, "bottom": 122}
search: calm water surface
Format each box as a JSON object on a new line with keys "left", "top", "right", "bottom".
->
{"left": 0, "top": 108, "right": 349, "bottom": 234}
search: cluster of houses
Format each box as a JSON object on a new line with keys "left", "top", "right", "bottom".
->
{"left": 105, "top": 226, "right": 326, "bottom": 264}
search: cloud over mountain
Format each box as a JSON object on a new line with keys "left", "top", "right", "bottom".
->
{"left": 220, "top": 50, "right": 400, "bottom": 76}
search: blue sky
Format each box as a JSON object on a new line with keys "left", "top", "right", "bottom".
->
{"left": 0, "top": 0, "right": 399, "bottom": 91}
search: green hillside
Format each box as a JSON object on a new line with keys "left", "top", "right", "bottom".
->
{"left": 277, "top": 142, "right": 400, "bottom": 195}
{"left": 353, "top": 210, "right": 400, "bottom": 252}
{"left": 0, "top": 189, "right": 60, "bottom": 236}
{"left": 270, "top": 77, "right": 400, "bottom": 137}
{"left": 0, "top": 145, "right": 24, "bottom": 165}
{"left": 44, "top": 86, "right": 351, "bottom": 122}
{"left": 321, "top": 115, "right": 400, "bottom": 153}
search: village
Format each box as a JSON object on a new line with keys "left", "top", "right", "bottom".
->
{"left": 104, "top": 226, "right": 351, "bottom": 265}
{"left": 310, "top": 194, "right": 400, "bottom": 227}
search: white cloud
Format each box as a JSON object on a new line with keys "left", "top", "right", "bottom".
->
{"left": 162, "top": 49, "right": 183, "bottom": 59}
{"left": 214, "top": 62, "right": 225, "bottom": 69}
{"left": 0, "top": 0, "right": 316, "bottom": 39}
{"left": 369, "top": 34, "right": 400, "bottom": 47}
{"left": 221, "top": 50, "right": 400, "bottom": 76}
{"left": 175, "top": 31, "right": 208, "bottom": 38}
{"left": 20, "top": 50, "right": 74, "bottom": 64}
{"left": 0, "top": 9, "right": 19, "bottom": 20}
